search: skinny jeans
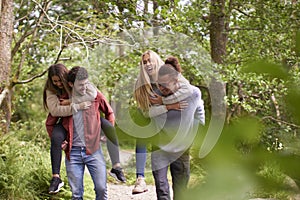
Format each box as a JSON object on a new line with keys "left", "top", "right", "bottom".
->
{"left": 135, "top": 139, "right": 147, "bottom": 178}
{"left": 50, "top": 117, "right": 120, "bottom": 175}
{"left": 50, "top": 123, "right": 67, "bottom": 175}
{"left": 100, "top": 117, "right": 120, "bottom": 166}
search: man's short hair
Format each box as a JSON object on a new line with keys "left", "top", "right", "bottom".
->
{"left": 158, "top": 64, "right": 179, "bottom": 78}
{"left": 67, "top": 66, "right": 89, "bottom": 83}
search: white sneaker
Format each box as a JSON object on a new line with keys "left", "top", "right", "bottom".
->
{"left": 132, "top": 176, "right": 148, "bottom": 194}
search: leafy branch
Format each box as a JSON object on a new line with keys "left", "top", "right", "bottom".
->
{"left": 262, "top": 116, "right": 300, "bottom": 129}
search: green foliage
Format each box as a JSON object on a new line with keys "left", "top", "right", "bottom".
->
{"left": 224, "top": 1, "right": 299, "bottom": 65}
{"left": 185, "top": 116, "right": 299, "bottom": 200}
{"left": 86, "top": 45, "right": 140, "bottom": 102}
{"left": 296, "top": 31, "right": 300, "bottom": 57}
{"left": 183, "top": 117, "right": 259, "bottom": 200}
{"left": 4, "top": 0, "right": 300, "bottom": 199}
{"left": 0, "top": 121, "right": 74, "bottom": 200}
{"left": 12, "top": 80, "right": 46, "bottom": 123}
{"left": 253, "top": 161, "right": 290, "bottom": 200}
{"left": 0, "top": 133, "right": 50, "bottom": 200}
{"left": 257, "top": 161, "right": 285, "bottom": 187}
{"left": 215, "top": 59, "right": 300, "bottom": 154}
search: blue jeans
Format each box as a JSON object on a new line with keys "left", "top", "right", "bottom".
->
{"left": 136, "top": 139, "right": 147, "bottom": 178}
{"left": 151, "top": 150, "right": 190, "bottom": 200}
{"left": 65, "top": 147, "right": 107, "bottom": 200}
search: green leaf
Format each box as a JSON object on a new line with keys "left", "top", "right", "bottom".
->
{"left": 243, "top": 60, "right": 288, "bottom": 80}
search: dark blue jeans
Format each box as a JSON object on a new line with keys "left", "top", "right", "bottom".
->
{"left": 151, "top": 150, "right": 190, "bottom": 200}
{"left": 65, "top": 147, "right": 107, "bottom": 200}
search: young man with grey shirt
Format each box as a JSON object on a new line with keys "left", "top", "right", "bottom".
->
{"left": 65, "top": 66, "right": 115, "bottom": 200}
{"left": 151, "top": 64, "right": 205, "bottom": 200}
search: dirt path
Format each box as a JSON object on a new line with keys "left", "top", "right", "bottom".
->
{"left": 107, "top": 149, "right": 158, "bottom": 200}
{"left": 107, "top": 183, "right": 156, "bottom": 200}
{"left": 104, "top": 148, "right": 173, "bottom": 200}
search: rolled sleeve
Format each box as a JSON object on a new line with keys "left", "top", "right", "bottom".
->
{"left": 46, "top": 90, "right": 72, "bottom": 117}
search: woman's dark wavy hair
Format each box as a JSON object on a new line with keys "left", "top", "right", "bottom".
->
{"left": 164, "top": 56, "right": 182, "bottom": 73}
{"left": 43, "top": 63, "right": 70, "bottom": 110}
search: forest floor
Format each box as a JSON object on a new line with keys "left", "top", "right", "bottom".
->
{"left": 106, "top": 149, "right": 157, "bottom": 200}
{"left": 104, "top": 148, "right": 171, "bottom": 200}
{"left": 107, "top": 182, "right": 157, "bottom": 200}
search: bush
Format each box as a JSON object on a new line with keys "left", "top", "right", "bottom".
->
{"left": 0, "top": 133, "right": 50, "bottom": 199}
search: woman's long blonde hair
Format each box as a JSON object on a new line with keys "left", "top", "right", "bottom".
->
{"left": 133, "top": 50, "right": 164, "bottom": 111}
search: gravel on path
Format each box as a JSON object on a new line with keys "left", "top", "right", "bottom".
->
{"left": 107, "top": 183, "right": 157, "bottom": 200}
{"left": 104, "top": 147, "right": 173, "bottom": 200}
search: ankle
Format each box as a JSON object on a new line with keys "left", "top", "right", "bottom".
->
{"left": 137, "top": 175, "right": 144, "bottom": 179}
{"left": 113, "top": 163, "right": 121, "bottom": 169}
{"left": 52, "top": 174, "right": 60, "bottom": 178}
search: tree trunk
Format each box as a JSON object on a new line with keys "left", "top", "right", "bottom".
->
{"left": 0, "top": 0, "right": 14, "bottom": 133}
{"left": 209, "top": 0, "right": 227, "bottom": 117}
{"left": 199, "top": 0, "right": 228, "bottom": 158}
{"left": 210, "top": 0, "right": 227, "bottom": 63}
{"left": 0, "top": 0, "right": 13, "bottom": 84}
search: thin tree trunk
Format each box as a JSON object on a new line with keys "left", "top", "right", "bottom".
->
{"left": 144, "top": 0, "right": 148, "bottom": 13}
{"left": 0, "top": 0, "right": 13, "bottom": 84}
{"left": 210, "top": 0, "right": 227, "bottom": 64}
{"left": 0, "top": 0, "right": 14, "bottom": 133}
{"left": 199, "top": 0, "right": 228, "bottom": 158}
{"left": 209, "top": 0, "right": 227, "bottom": 117}
{"left": 152, "top": 0, "right": 159, "bottom": 35}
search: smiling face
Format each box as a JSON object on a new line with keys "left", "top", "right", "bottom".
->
{"left": 157, "top": 74, "right": 178, "bottom": 96}
{"left": 73, "top": 78, "right": 89, "bottom": 96}
{"left": 51, "top": 75, "right": 64, "bottom": 89}
{"left": 142, "top": 53, "right": 155, "bottom": 78}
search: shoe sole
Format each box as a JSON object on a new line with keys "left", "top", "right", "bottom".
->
{"left": 109, "top": 172, "right": 126, "bottom": 183}
{"left": 49, "top": 182, "right": 64, "bottom": 194}
{"left": 132, "top": 189, "right": 148, "bottom": 195}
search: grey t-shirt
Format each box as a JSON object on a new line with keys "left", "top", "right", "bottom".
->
{"left": 72, "top": 110, "right": 85, "bottom": 147}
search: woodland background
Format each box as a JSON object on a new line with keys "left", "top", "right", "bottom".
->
{"left": 0, "top": 0, "right": 300, "bottom": 199}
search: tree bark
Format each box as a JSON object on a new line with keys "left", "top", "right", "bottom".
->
{"left": 209, "top": 0, "right": 227, "bottom": 117}
{"left": 0, "top": 0, "right": 13, "bottom": 85}
{"left": 0, "top": 0, "right": 14, "bottom": 133}
{"left": 210, "top": 0, "right": 227, "bottom": 64}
